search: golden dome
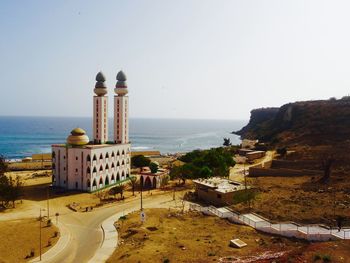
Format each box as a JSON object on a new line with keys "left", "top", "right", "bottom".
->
{"left": 67, "top": 128, "right": 89, "bottom": 145}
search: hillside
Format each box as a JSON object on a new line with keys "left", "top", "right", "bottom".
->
{"left": 235, "top": 98, "right": 350, "bottom": 146}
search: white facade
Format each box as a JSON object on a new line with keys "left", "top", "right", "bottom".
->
{"left": 93, "top": 96, "right": 108, "bottom": 144}
{"left": 114, "top": 96, "right": 129, "bottom": 144}
{"left": 52, "top": 70, "right": 131, "bottom": 192}
{"left": 52, "top": 144, "right": 130, "bottom": 191}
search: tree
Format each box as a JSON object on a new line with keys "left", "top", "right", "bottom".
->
{"left": 110, "top": 183, "right": 126, "bottom": 199}
{"left": 0, "top": 156, "right": 23, "bottom": 208}
{"left": 149, "top": 162, "right": 158, "bottom": 174}
{"left": 223, "top": 138, "right": 232, "bottom": 147}
{"left": 199, "top": 166, "right": 212, "bottom": 178}
{"left": 131, "top": 155, "right": 151, "bottom": 171}
{"left": 128, "top": 176, "right": 138, "bottom": 196}
{"left": 7, "top": 176, "right": 23, "bottom": 207}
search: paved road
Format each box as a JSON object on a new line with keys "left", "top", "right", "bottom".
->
{"left": 37, "top": 191, "right": 180, "bottom": 263}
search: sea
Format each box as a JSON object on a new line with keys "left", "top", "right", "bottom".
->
{"left": 0, "top": 116, "right": 246, "bottom": 160}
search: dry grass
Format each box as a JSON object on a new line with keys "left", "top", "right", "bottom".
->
{"left": 8, "top": 161, "right": 52, "bottom": 171}
{"left": 233, "top": 175, "right": 350, "bottom": 226}
{"left": 0, "top": 218, "right": 59, "bottom": 263}
{"left": 108, "top": 208, "right": 306, "bottom": 263}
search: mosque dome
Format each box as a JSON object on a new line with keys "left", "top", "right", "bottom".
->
{"left": 115, "top": 70, "right": 128, "bottom": 95}
{"left": 94, "top": 71, "right": 108, "bottom": 96}
{"left": 67, "top": 128, "right": 89, "bottom": 146}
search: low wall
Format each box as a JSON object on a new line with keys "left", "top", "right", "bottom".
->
{"left": 271, "top": 159, "right": 321, "bottom": 170}
{"left": 249, "top": 167, "right": 321, "bottom": 177}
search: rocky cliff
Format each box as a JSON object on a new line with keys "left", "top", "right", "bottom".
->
{"left": 234, "top": 98, "right": 350, "bottom": 146}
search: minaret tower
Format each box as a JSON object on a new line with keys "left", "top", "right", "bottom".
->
{"left": 93, "top": 72, "right": 108, "bottom": 144}
{"left": 114, "top": 70, "right": 129, "bottom": 144}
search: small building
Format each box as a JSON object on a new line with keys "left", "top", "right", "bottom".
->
{"left": 246, "top": 151, "right": 266, "bottom": 161}
{"left": 140, "top": 167, "right": 168, "bottom": 189}
{"left": 238, "top": 149, "right": 254, "bottom": 156}
{"left": 193, "top": 177, "right": 250, "bottom": 206}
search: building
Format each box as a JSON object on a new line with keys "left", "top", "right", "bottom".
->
{"left": 52, "top": 71, "right": 131, "bottom": 192}
{"left": 246, "top": 151, "right": 266, "bottom": 161}
{"left": 139, "top": 167, "right": 169, "bottom": 189}
{"left": 193, "top": 177, "right": 250, "bottom": 206}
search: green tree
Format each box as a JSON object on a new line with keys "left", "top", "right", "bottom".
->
{"left": 223, "top": 138, "right": 232, "bottom": 147}
{"left": 128, "top": 176, "right": 138, "bottom": 196}
{"left": 149, "top": 162, "right": 159, "bottom": 173}
{"left": 109, "top": 183, "right": 126, "bottom": 199}
{"left": 131, "top": 155, "right": 151, "bottom": 171}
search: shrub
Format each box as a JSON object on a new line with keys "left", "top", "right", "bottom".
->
{"left": 163, "top": 258, "right": 170, "bottom": 263}
{"left": 322, "top": 255, "right": 331, "bottom": 262}
{"left": 313, "top": 254, "right": 321, "bottom": 261}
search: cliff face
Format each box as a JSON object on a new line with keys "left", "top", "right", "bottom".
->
{"left": 235, "top": 99, "right": 350, "bottom": 146}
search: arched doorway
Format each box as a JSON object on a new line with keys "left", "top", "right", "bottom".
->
{"left": 153, "top": 177, "right": 157, "bottom": 188}
{"left": 116, "top": 172, "right": 120, "bottom": 181}
{"left": 145, "top": 177, "right": 152, "bottom": 189}
{"left": 105, "top": 176, "right": 109, "bottom": 186}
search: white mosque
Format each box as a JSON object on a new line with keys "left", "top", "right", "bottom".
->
{"left": 52, "top": 70, "right": 131, "bottom": 192}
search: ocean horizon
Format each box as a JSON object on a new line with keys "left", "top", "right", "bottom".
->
{"left": 0, "top": 116, "right": 246, "bottom": 160}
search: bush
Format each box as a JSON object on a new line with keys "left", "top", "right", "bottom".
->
{"left": 313, "top": 254, "right": 321, "bottom": 261}
{"left": 322, "top": 255, "right": 331, "bottom": 262}
{"left": 163, "top": 258, "right": 170, "bottom": 263}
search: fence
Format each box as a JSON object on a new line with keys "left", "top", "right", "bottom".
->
{"left": 189, "top": 203, "right": 350, "bottom": 241}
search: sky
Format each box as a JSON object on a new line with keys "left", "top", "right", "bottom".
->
{"left": 1, "top": 0, "right": 350, "bottom": 120}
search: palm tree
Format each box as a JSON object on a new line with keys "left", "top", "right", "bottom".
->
{"left": 128, "top": 176, "right": 138, "bottom": 196}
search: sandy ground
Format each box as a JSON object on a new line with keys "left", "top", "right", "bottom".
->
{"left": 0, "top": 218, "right": 59, "bottom": 263}
{"left": 108, "top": 208, "right": 306, "bottom": 263}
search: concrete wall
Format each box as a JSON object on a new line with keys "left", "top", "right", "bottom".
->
{"left": 271, "top": 159, "right": 321, "bottom": 170}
{"left": 249, "top": 167, "right": 321, "bottom": 177}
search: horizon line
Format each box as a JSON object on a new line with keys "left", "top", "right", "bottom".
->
{"left": 0, "top": 115, "right": 248, "bottom": 122}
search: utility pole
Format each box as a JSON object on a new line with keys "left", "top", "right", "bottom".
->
{"left": 140, "top": 177, "right": 143, "bottom": 211}
{"left": 39, "top": 208, "right": 42, "bottom": 261}
{"left": 47, "top": 187, "right": 50, "bottom": 219}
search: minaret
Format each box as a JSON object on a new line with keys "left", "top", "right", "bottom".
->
{"left": 114, "top": 70, "right": 129, "bottom": 144}
{"left": 93, "top": 72, "right": 108, "bottom": 144}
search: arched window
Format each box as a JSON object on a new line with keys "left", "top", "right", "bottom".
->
{"left": 105, "top": 176, "right": 109, "bottom": 186}
{"left": 111, "top": 151, "right": 115, "bottom": 157}
{"left": 87, "top": 155, "right": 91, "bottom": 162}
{"left": 116, "top": 172, "right": 120, "bottom": 181}
{"left": 122, "top": 171, "right": 125, "bottom": 178}
{"left": 122, "top": 160, "right": 125, "bottom": 165}
{"left": 111, "top": 174, "right": 115, "bottom": 181}
{"left": 99, "top": 177, "right": 103, "bottom": 185}
{"left": 99, "top": 165, "right": 103, "bottom": 172}
{"left": 93, "top": 167, "right": 97, "bottom": 173}
{"left": 117, "top": 161, "right": 120, "bottom": 167}
{"left": 92, "top": 179, "right": 97, "bottom": 187}
{"left": 105, "top": 152, "right": 109, "bottom": 158}
{"left": 117, "top": 151, "right": 120, "bottom": 156}
{"left": 93, "top": 155, "right": 97, "bottom": 161}
{"left": 105, "top": 163, "right": 109, "bottom": 170}
{"left": 99, "top": 153, "right": 103, "bottom": 160}
{"left": 122, "top": 150, "right": 125, "bottom": 155}
{"left": 87, "top": 167, "right": 91, "bottom": 174}
{"left": 87, "top": 179, "right": 91, "bottom": 188}
{"left": 111, "top": 163, "right": 115, "bottom": 168}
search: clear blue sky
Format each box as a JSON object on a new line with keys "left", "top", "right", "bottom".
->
{"left": 1, "top": 0, "right": 350, "bottom": 119}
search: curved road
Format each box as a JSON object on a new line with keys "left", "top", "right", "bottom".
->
{"left": 36, "top": 192, "right": 180, "bottom": 263}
